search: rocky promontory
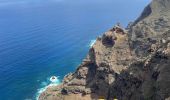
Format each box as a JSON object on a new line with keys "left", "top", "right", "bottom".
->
{"left": 39, "top": 0, "right": 170, "bottom": 100}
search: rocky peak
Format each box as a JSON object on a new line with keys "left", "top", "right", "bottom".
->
{"left": 151, "top": 0, "right": 170, "bottom": 13}
{"left": 134, "top": 0, "right": 170, "bottom": 25}
{"left": 129, "top": 0, "right": 170, "bottom": 58}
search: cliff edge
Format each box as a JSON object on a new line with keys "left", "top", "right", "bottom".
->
{"left": 39, "top": 0, "right": 170, "bottom": 100}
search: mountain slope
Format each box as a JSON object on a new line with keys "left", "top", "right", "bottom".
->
{"left": 39, "top": 0, "right": 170, "bottom": 100}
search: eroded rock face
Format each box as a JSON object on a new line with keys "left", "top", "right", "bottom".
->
{"left": 129, "top": 0, "right": 170, "bottom": 58}
{"left": 39, "top": 25, "right": 133, "bottom": 100}
{"left": 39, "top": 0, "right": 170, "bottom": 100}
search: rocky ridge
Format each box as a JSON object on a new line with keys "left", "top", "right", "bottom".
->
{"left": 39, "top": 0, "right": 170, "bottom": 100}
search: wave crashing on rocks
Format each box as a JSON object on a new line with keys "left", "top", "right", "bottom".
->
{"left": 36, "top": 76, "right": 61, "bottom": 100}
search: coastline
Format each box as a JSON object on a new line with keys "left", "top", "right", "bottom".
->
{"left": 39, "top": 0, "right": 170, "bottom": 99}
{"left": 37, "top": 39, "right": 96, "bottom": 100}
{"left": 36, "top": 76, "right": 61, "bottom": 100}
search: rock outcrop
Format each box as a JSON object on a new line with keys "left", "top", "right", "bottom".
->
{"left": 39, "top": 0, "right": 170, "bottom": 100}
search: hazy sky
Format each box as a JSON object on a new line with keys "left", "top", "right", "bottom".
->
{"left": 0, "top": 0, "right": 152, "bottom": 27}
{"left": 0, "top": 0, "right": 151, "bottom": 7}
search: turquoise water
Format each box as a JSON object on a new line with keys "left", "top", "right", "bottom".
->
{"left": 0, "top": 0, "right": 150, "bottom": 100}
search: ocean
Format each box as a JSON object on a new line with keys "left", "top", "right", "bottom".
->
{"left": 0, "top": 0, "right": 150, "bottom": 100}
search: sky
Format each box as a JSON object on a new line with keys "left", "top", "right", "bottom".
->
{"left": 0, "top": 0, "right": 151, "bottom": 7}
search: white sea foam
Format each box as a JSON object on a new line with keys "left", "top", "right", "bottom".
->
{"left": 36, "top": 76, "right": 60, "bottom": 100}
{"left": 50, "top": 76, "right": 59, "bottom": 83}
{"left": 89, "top": 39, "right": 96, "bottom": 47}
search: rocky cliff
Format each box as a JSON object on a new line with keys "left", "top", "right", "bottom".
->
{"left": 39, "top": 0, "right": 170, "bottom": 100}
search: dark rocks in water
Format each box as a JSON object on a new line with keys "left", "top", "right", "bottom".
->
{"left": 39, "top": 0, "right": 170, "bottom": 100}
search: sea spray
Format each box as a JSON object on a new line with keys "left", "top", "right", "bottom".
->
{"left": 36, "top": 76, "right": 61, "bottom": 100}
{"left": 89, "top": 39, "right": 96, "bottom": 47}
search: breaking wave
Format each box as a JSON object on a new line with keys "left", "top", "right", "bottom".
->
{"left": 89, "top": 39, "right": 96, "bottom": 47}
{"left": 36, "top": 76, "right": 61, "bottom": 100}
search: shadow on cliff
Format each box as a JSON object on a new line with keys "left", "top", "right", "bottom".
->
{"left": 108, "top": 48, "right": 169, "bottom": 100}
{"left": 84, "top": 43, "right": 170, "bottom": 100}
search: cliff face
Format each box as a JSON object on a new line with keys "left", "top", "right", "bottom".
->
{"left": 39, "top": 0, "right": 170, "bottom": 100}
{"left": 130, "top": 0, "right": 170, "bottom": 57}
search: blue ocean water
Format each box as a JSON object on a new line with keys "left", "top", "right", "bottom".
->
{"left": 0, "top": 0, "right": 150, "bottom": 100}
